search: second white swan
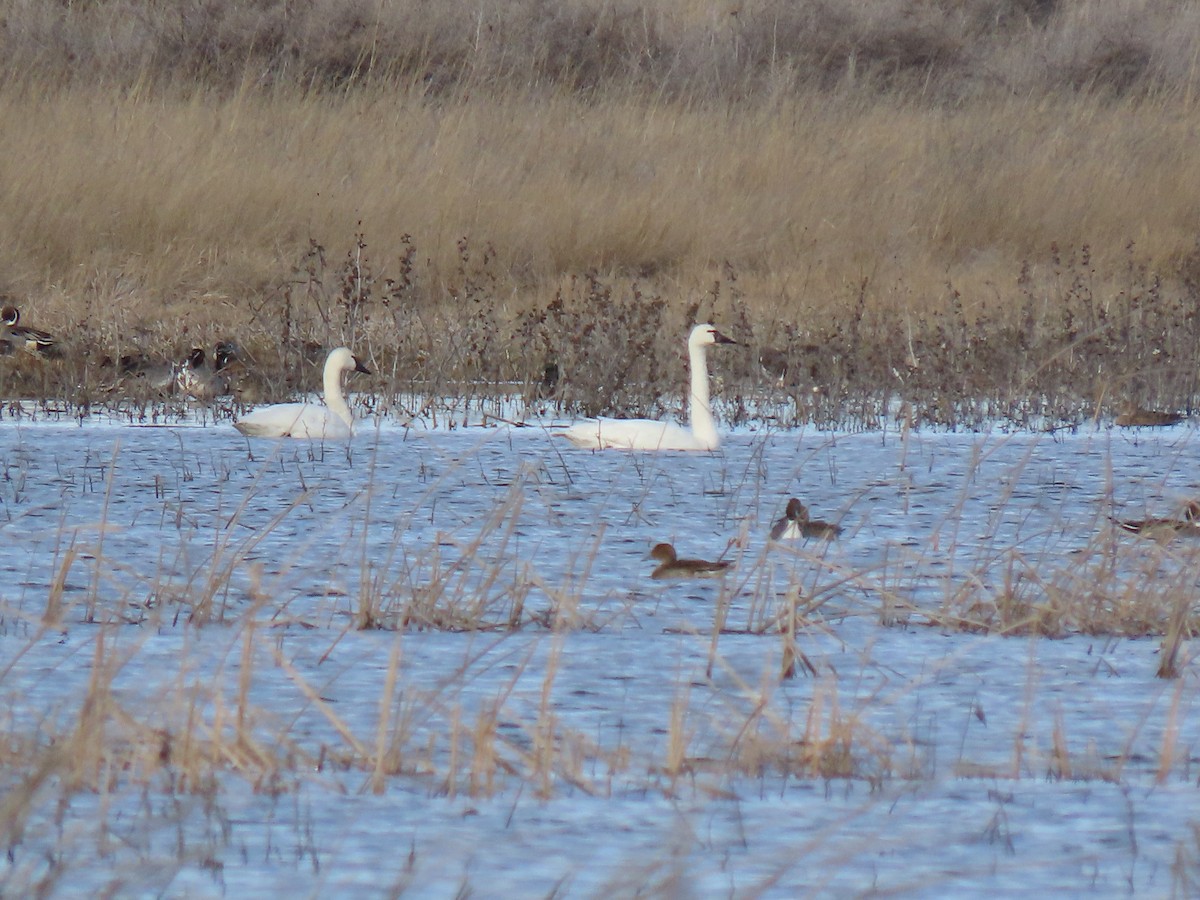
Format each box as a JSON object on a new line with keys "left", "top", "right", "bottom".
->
{"left": 234, "top": 347, "right": 370, "bottom": 439}
{"left": 558, "top": 323, "right": 737, "bottom": 451}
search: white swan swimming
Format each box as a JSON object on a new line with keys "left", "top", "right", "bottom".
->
{"left": 558, "top": 323, "right": 737, "bottom": 451}
{"left": 234, "top": 347, "right": 370, "bottom": 439}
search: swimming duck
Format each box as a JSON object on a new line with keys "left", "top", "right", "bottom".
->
{"left": 647, "top": 542, "right": 732, "bottom": 580}
{"left": 176, "top": 343, "right": 237, "bottom": 400}
{"left": 1113, "top": 500, "right": 1200, "bottom": 539}
{"left": 233, "top": 347, "right": 370, "bottom": 439}
{"left": 770, "top": 498, "right": 843, "bottom": 541}
{"left": 1114, "top": 402, "right": 1185, "bottom": 427}
{"left": 1, "top": 305, "right": 55, "bottom": 355}
{"left": 558, "top": 323, "right": 738, "bottom": 451}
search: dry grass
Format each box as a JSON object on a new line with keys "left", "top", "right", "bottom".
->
{"left": 5, "top": 82, "right": 1200, "bottom": 306}
{"left": 1, "top": 4, "right": 1198, "bottom": 281}
{"left": 2, "top": 3, "right": 1200, "bottom": 428}
{"left": 0, "top": 75, "right": 1195, "bottom": 427}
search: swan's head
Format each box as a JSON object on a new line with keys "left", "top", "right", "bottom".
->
{"left": 689, "top": 323, "right": 738, "bottom": 349}
{"left": 647, "top": 542, "right": 678, "bottom": 563}
{"left": 327, "top": 347, "right": 372, "bottom": 375}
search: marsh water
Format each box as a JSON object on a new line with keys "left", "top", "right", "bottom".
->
{"left": 2, "top": 412, "right": 1199, "bottom": 897}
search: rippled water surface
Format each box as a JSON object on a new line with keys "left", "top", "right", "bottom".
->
{"left": 2, "top": 417, "right": 1199, "bottom": 896}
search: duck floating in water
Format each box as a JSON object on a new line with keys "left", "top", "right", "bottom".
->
{"left": 234, "top": 347, "right": 370, "bottom": 439}
{"left": 1, "top": 305, "right": 55, "bottom": 356}
{"left": 1112, "top": 500, "right": 1200, "bottom": 540}
{"left": 647, "top": 542, "right": 732, "bottom": 580}
{"left": 770, "top": 498, "right": 842, "bottom": 541}
{"left": 1114, "top": 402, "right": 1185, "bottom": 427}
{"left": 558, "top": 323, "right": 737, "bottom": 451}
{"left": 176, "top": 342, "right": 238, "bottom": 400}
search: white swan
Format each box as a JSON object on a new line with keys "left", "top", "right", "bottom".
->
{"left": 558, "top": 323, "right": 737, "bottom": 451}
{"left": 234, "top": 347, "right": 370, "bottom": 439}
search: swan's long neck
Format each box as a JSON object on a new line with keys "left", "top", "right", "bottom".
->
{"left": 323, "top": 363, "right": 354, "bottom": 429}
{"left": 687, "top": 342, "right": 718, "bottom": 448}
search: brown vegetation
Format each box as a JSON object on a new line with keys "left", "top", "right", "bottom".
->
{"left": 0, "top": 2, "right": 1199, "bottom": 426}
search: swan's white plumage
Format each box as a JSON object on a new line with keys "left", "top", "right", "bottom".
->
{"left": 559, "top": 324, "right": 736, "bottom": 451}
{"left": 234, "top": 347, "right": 369, "bottom": 439}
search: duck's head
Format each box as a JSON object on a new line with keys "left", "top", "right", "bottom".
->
{"left": 214, "top": 341, "right": 239, "bottom": 371}
{"left": 647, "top": 543, "right": 678, "bottom": 563}
{"left": 1, "top": 306, "right": 18, "bottom": 327}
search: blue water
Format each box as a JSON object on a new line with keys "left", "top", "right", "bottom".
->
{"left": 2, "top": 418, "right": 1199, "bottom": 896}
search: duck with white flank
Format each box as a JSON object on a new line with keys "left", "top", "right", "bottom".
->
{"left": 234, "top": 347, "right": 370, "bottom": 439}
{"left": 647, "top": 543, "right": 732, "bottom": 580}
{"left": 176, "top": 342, "right": 238, "bottom": 400}
{"left": 1, "top": 305, "right": 55, "bottom": 356}
{"left": 1112, "top": 500, "right": 1200, "bottom": 540}
{"left": 558, "top": 323, "right": 737, "bottom": 451}
{"left": 770, "top": 498, "right": 843, "bottom": 541}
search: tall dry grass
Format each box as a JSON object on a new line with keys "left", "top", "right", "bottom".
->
{"left": 3, "top": 0, "right": 1200, "bottom": 424}
{"left": 4, "top": 82, "right": 1200, "bottom": 319}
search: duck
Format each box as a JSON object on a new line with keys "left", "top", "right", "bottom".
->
{"left": 647, "top": 542, "right": 732, "bottom": 580}
{"left": 115, "top": 351, "right": 187, "bottom": 395}
{"left": 1112, "top": 500, "right": 1200, "bottom": 539}
{"left": 758, "top": 346, "right": 792, "bottom": 385}
{"left": 233, "top": 347, "right": 370, "bottom": 439}
{"left": 558, "top": 323, "right": 737, "bottom": 451}
{"left": 176, "top": 342, "right": 237, "bottom": 400}
{"left": 1114, "top": 402, "right": 1185, "bottom": 427}
{"left": 769, "top": 498, "right": 843, "bottom": 541}
{"left": 1, "top": 305, "right": 55, "bottom": 355}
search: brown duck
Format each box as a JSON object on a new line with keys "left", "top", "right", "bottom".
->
{"left": 647, "top": 543, "right": 732, "bottom": 580}
{"left": 1113, "top": 500, "right": 1200, "bottom": 539}
{"left": 1114, "top": 402, "right": 1185, "bottom": 427}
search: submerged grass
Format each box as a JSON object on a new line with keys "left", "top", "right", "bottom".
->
{"left": 2, "top": 428, "right": 1199, "bottom": 893}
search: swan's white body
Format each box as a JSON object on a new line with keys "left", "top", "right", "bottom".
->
{"left": 234, "top": 347, "right": 370, "bottom": 439}
{"left": 559, "top": 324, "right": 736, "bottom": 451}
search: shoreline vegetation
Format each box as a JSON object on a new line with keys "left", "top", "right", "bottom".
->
{"left": 3, "top": 0, "right": 1200, "bottom": 430}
